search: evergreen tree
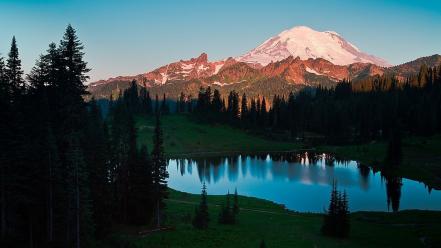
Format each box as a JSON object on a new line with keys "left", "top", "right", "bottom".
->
{"left": 321, "top": 182, "right": 350, "bottom": 238}
{"left": 339, "top": 191, "right": 350, "bottom": 237}
{"left": 161, "top": 93, "right": 169, "bottom": 114}
{"left": 151, "top": 108, "right": 168, "bottom": 228}
{"left": 54, "top": 24, "right": 90, "bottom": 137}
{"left": 187, "top": 95, "right": 193, "bottom": 113}
{"left": 192, "top": 182, "right": 209, "bottom": 229}
{"left": 65, "top": 135, "right": 94, "bottom": 248}
{"left": 83, "top": 99, "right": 112, "bottom": 237}
{"left": 287, "top": 92, "right": 297, "bottom": 138}
{"left": 123, "top": 80, "right": 140, "bottom": 114}
{"left": 233, "top": 188, "right": 239, "bottom": 215}
{"left": 178, "top": 92, "right": 186, "bottom": 113}
{"left": 0, "top": 56, "right": 6, "bottom": 83}
{"left": 227, "top": 91, "right": 240, "bottom": 124}
{"left": 212, "top": 89, "right": 223, "bottom": 113}
{"left": 140, "top": 84, "right": 152, "bottom": 114}
{"left": 250, "top": 98, "right": 257, "bottom": 127}
{"left": 129, "top": 145, "right": 154, "bottom": 225}
{"left": 27, "top": 43, "right": 60, "bottom": 93}
{"left": 418, "top": 64, "right": 429, "bottom": 87}
{"left": 6, "top": 36, "right": 24, "bottom": 98}
{"left": 154, "top": 94, "right": 159, "bottom": 114}
{"left": 241, "top": 93, "right": 248, "bottom": 125}
{"left": 260, "top": 97, "right": 267, "bottom": 127}
{"left": 218, "top": 192, "right": 235, "bottom": 224}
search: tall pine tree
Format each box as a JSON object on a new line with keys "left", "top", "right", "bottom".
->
{"left": 151, "top": 107, "right": 168, "bottom": 228}
{"left": 192, "top": 182, "right": 209, "bottom": 229}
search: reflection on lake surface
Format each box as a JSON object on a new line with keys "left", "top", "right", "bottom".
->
{"left": 167, "top": 153, "right": 441, "bottom": 212}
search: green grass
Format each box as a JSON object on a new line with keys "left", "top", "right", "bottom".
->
{"left": 319, "top": 135, "right": 441, "bottom": 189}
{"left": 109, "top": 189, "right": 441, "bottom": 248}
{"left": 136, "top": 114, "right": 301, "bottom": 157}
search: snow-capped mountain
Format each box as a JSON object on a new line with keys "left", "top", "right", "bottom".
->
{"left": 88, "top": 26, "right": 441, "bottom": 100}
{"left": 139, "top": 53, "right": 232, "bottom": 85}
{"left": 90, "top": 53, "right": 236, "bottom": 88}
{"left": 236, "top": 26, "right": 391, "bottom": 67}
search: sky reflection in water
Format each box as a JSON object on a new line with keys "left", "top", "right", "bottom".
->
{"left": 167, "top": 153, "right": 441, "bottom": 212}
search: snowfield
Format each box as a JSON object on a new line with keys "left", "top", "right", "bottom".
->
{"left": 236, "top": 26, "right": 390, "bottom": 67}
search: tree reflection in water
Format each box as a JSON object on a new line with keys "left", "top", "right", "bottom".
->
{"left": 168, "top": 152, "right": 441, "bottom": 212}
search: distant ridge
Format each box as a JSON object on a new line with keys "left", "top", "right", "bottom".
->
{"left": 87, "top": 26, "right": 440, "bottom": 100}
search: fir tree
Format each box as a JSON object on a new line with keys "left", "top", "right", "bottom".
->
{"left": 218, "top": 191, "right": 235, "bottom": 224}
{"left": 233, "top": 188, "right": 239, "bottom": 215}
{"left": 65, "top": 135, "right": 94, "bottom": 248}
{"left": 212, "top": 89, "right": 223, "bottom": 113}
{"left": 83, "top": 99, "right": 112, "bottom": 237}
{"left": 321, "top": 182, "right": 350, "bottom": 238}
{"left": 187, "top": 95, "right": 193, "bottom": 113}
{"left": 227, "top": 91, "right": 240, "bottom": 124}
{"left": 123, "top": 80, "right": 140, "bottom": 114}
{"left": 140, "top": 84, "right": 152, "bottom": 114}
{"left": 178, "top": 92, "right": 186, "bottom": 113}
{"left": 6, "top": 36, "right": 24, "bottom": 98}
{"left": 192, "top": 182, "right": 209, "bottom": 229}
{"left": 27, "top": 43, "right": 60, "bottom": 93}
{"left": 55, "top": 25, "right": 90, "bottom": 136}
{"left": 129, "top": 145, "right": 154, "bottom": 225}
{"left": 260, "top": 97, "right": 267, "bottom": 127}
{"left": 241, "top": 93, "right": 248, "bottom": 123}
{"left": 250, "top": 98, "right": 257, "bottom": 127}
{"left": 0, "top": 54, "right": 9, "bottom": 102}
{"left": 151, "top": 108, "right": 168, "bottom": 228}
{"left": 161, "top": 93, "right": 169, "bottom": 114}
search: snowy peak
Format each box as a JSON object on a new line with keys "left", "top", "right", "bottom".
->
{"left": 133, "top": 53, "right": 234, "bottom": 85}
{"left": 236, "top": 26, "right": 391, "bottom": 67}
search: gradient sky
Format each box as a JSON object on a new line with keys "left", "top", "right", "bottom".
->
{"left": 1, "top": 0, "right": 440, "bottom": 82}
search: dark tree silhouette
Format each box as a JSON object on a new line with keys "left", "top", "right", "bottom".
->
{"left": 321, "top": 182, "right": 350, "bottom": 238}
{"left": 192, "top": 182, "right": 210, "bottom": 229}
{"left": 151, "top": 107, "right": 168, "bottom": 228}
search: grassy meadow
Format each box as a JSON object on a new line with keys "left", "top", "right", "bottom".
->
{"left": 136, "top": 114, "right": 301, "bottom": 157}
{"left": 107, "top": 189, "right": 441, "bottom": 248}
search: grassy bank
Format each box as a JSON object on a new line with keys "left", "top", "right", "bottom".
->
{"left": 319, "top": 135, "right": 441, "bottom": 189}
{"left": 108, "top": 189, "right": 441, "bottom": 248}
{"left": 136, "top": 114, "right": 301, "bottom": 157}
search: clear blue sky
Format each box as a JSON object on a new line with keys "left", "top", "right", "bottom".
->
{"left": 0, "top": 0, "right": 440, "bottom": 82}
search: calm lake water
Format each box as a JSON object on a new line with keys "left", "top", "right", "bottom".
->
{"left": 167, "top": 153, "right": 441, "bottom": 212}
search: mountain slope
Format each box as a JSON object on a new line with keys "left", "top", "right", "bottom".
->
{"left": 87, "top": 26, "right": 440, "bottom": 100}
{"left": 236, "top": 26, "right": 390, "bottom": 67}
{"left": 388, "top": 54, "right": 441, "bottom": 78}
{"left": 89, "top": 53, "right": 233, "bottom": 88}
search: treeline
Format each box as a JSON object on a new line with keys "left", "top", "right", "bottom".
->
{"left": 116, "top": 80, "right": 170, "bottom": 115}
{"left": 0, "top": 26, "right": 167, "bottom": 248}
{"left": 193, "top": 66, "right": 441, "bottom": 144}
